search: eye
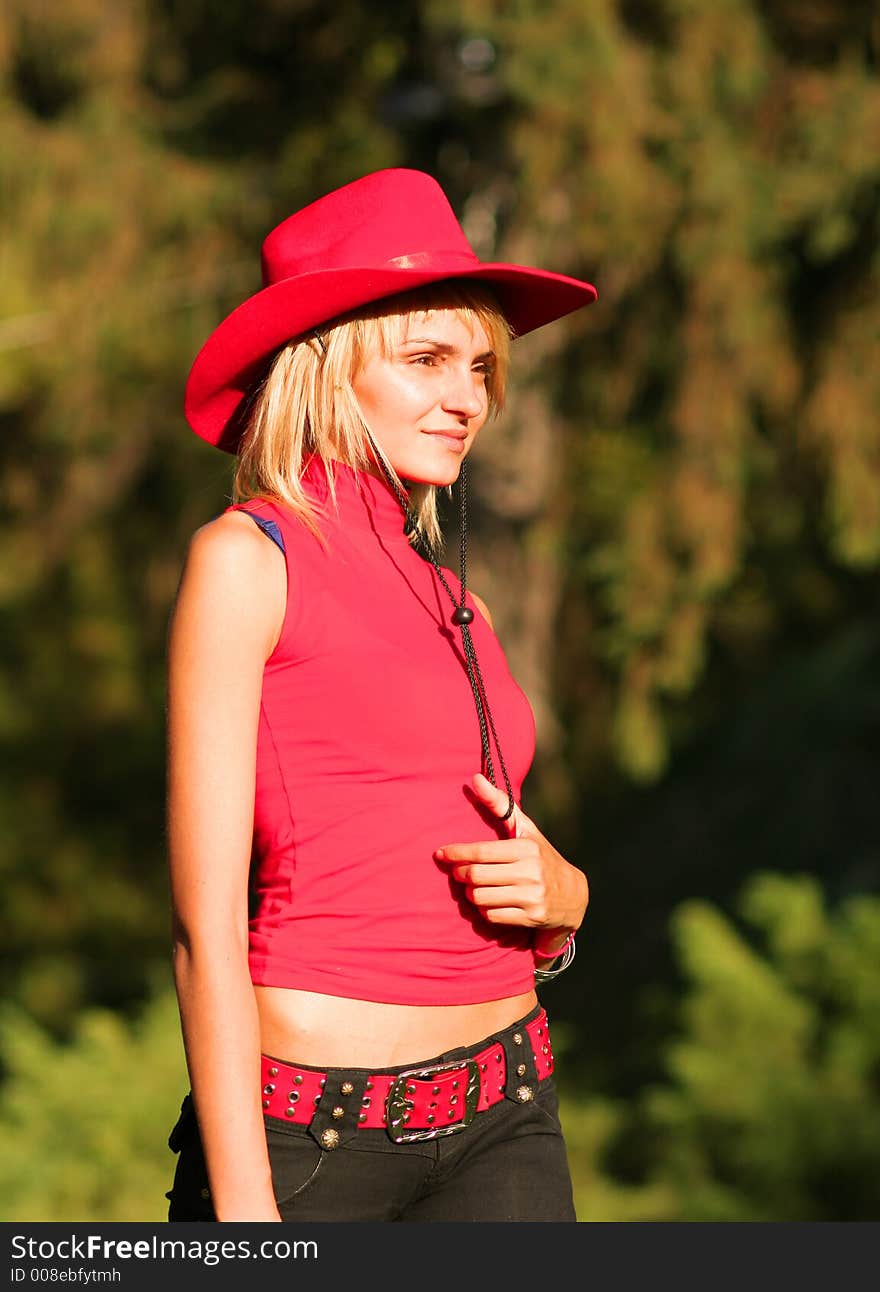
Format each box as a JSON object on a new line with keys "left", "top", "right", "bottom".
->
{"left": 412, "top": 353, "right": 439, "bottom": 367}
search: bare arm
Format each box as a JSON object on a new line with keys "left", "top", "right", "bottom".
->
{"left": 166, "top": 510, "right": 285, "bottom": 1221}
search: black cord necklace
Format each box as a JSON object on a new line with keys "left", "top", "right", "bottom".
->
{"left": 377, "top": 457, "right": 516, "bottom": 822}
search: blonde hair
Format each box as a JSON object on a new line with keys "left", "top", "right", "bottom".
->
{"left": 231, "top": 281, "right": 512, "bottom": 552}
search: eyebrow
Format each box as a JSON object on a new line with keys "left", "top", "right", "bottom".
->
{"left": 401, "top": 337, "right": 496, "bottom": 360}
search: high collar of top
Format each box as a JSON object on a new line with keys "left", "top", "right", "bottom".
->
{"left": 302, "top": 456, "right": 413, "bottom": 546}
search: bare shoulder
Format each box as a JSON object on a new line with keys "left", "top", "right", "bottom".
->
{"left": 470, "top": 590, "right": 494, "bottom": 632}
{"left": 170, "top": 509, "right": 287, "bottom": 662}
{"left": 183, "top": 509, "right": 285, "bottom": 611}
{"left": 189, "top": 506, "right": 282, "bottom": 563}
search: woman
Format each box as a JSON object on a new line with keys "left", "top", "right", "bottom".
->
{"left": 165, "top": 168, "right": 597, "bottom": 1222}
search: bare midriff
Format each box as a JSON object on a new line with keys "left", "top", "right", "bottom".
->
{"left": 254, "top": 985, "right": 538, "bottom": 1069}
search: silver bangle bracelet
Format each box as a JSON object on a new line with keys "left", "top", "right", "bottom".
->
{"left": 533, "top": 934, "right": 576, "bottom": 985}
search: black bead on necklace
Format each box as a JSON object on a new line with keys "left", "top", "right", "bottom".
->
{"left": 378, "top": 456, "right": 516, "bottom": 823}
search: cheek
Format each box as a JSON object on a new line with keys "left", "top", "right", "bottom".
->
{"left": 472, "top": 401, "right": 490, "bottom": 434}
{"left": 351, "top": 360, "right": 405, "bottom": 423}
{"left": 355, "top": 365, "right": 480, "bottom": 443}
{"left": 351, "top": 376, "right": 383, "bottom": 422}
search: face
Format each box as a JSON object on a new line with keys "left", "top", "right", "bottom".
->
{"left": 350, "top": 309, "right": 494, "bottom": 487}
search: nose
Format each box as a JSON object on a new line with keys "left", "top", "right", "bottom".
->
{"left": 441, "top": 365, "right": 487, "bottom": 422}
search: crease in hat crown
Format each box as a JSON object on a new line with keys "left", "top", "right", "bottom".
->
{"left": 184, "top": 167, "right": 597, "bottom": 452}
{"left": 260, "top": 169, "right": 480, "bottom": 285}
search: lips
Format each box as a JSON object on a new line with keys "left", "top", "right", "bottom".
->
{"left": 423, "top": 432, "right": 467, "bottom": 453}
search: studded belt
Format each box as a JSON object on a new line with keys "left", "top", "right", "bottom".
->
{"left": 260, "top": 1008, "right": 554, "bottom": 1147}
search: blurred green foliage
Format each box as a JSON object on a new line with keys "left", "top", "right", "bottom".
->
{"left": 562, "top": 875, "right": 880, "bottom": 1221}
{"left": 0, "top": 985, "right": 186, "bottom": 1222}
{"left": 2, "top": 0, "right": 879, "bottom": 1221}
{"left": 640, "top": 875, "right": 880, "bottom": 1220}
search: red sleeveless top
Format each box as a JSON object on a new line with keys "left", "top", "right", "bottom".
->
{"left": 224, "top": 458, "right": 537, "bottom": 1004}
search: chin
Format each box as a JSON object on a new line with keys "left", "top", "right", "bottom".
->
{"left": 400, "top": 446, "right": 467, "bottom": 488}
{"left": 403, "top": 463, "right": 463, "bottom": 488}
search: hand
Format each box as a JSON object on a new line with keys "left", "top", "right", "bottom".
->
{"left": 434, "top": 773, "right": 589, "bottom": 955}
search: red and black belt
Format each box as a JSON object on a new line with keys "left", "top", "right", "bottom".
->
{"left": 260, "top": 1008, "right": 554, "bottom": 1146}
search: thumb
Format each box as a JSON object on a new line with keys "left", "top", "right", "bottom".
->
{"left": 470, "top": 772, "right": 526, "bottom": 838}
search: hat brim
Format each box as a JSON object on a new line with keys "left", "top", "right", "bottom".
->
{"left": 184, "top": 263, "right": 597, "bottom": 451}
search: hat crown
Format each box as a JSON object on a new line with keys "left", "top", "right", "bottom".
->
{"left": 261, "top": 169, "right": 480, "bottom": 287}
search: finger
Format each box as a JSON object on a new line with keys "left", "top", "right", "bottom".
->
{"left": 451, "top": 862, "right": 535, "bottom": 887}
{"left": 477, "top": 906, "right": 532, "bottom": 926}
{"left": 470, "top": 772, "right": 521, "bottom": 836}
{"left": 466, "top": 886, "right": 530, "bottom": 910}
{"left": 434, "top": 840, "right": 526, "bottom": 864}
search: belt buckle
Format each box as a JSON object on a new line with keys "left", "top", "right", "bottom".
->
{"left": 386, "top": 1059, "right": 481, "bottom": 1143}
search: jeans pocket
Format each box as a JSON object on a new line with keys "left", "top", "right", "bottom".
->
{"left": 530, "top": 1078, "right": 566, "bottom": 1134}
{"left": 166, "top": 1093, "right": 215, "bottom": 1222}
{"left": 265, "top": 1124, "right": 326, "bottom": 1208}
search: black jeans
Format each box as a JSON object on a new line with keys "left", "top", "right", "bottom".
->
{"left": 166, "top": 1004, "right": 576, "bottom": 1222}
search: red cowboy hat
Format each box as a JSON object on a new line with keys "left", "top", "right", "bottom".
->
{"left": 184, "top": 168, "right": 598, "bottom": 452}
